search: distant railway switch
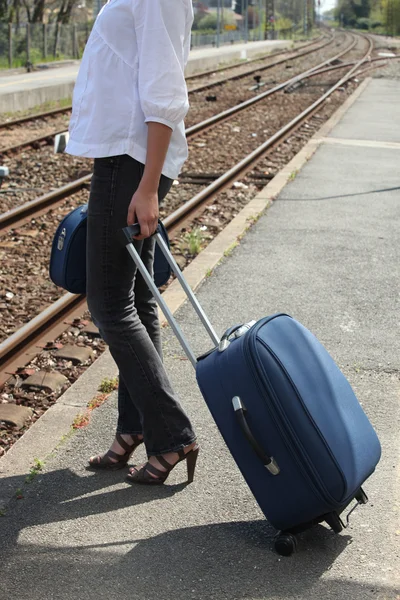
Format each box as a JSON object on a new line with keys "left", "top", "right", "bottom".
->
{"left": 0, "top": 165, "right": 9, "bottom": 188}
{"left": 54, "top": 132, "right": 70, "bottom": 154}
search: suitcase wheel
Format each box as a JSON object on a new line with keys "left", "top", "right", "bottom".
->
{"left": 324, "top": 512, "right": 344, "bottom": 534}
{"left": 274, "top": 532, "right": 298, "bottom": 557}
{"left": 355, "top": 487, "right": 368, "bottom": 505}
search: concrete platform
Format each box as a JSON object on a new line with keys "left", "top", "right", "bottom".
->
{"left": 0, "top": 78, "right": 399, "bottom": 598}
{"left": 0, "top": 39, "right": 292, "bottom": 114}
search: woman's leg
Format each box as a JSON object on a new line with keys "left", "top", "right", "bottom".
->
{"left": 87, "top": 155, "right": 195, "bottom": 460}
{"left": 116, "top": 238, "right": 163, "bottom": 436}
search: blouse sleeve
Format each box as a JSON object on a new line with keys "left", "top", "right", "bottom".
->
{"left": 134, "top": 0, "right": 190, "bottom": 131}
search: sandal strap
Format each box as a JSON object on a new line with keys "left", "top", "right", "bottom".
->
{"left": 155, "top": 454, "right": 173, "bottom": 471}
{"left": 128, "top": 463, "right": 164, "bottom": 483}
{"left": 103, "top": 449, "right": 122, "bottom": 462}
{"left": 115, "top": 433, "right": 136, "bottom": 455}
{"left": 144, "top": 461, "right": 167, "bottom": 479}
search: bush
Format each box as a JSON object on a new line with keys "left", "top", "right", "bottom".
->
{"left": 275, "top": 17, "right": 293, "bottom": 31}
{"left": 198, "top": 13, "right": 218, "bottom": 30}
{"left": 356, "top": 17, "right": 371, "bottom": 29}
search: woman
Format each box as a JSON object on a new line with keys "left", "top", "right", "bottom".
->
{"left": 66, "top": 0, "right": 198, "bottom": 485}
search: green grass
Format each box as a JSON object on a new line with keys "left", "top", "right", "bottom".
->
{"left": 223, "top": 241, "right": 239, "bottom": 258}
{"left": 98, "top": 377, "right": 119, "bottom": 394}
{"left": 182, "top": 228, "right": 204, "bottom": 257}
{"left": 25, "top": 458, "right": 45, "bottom": 484}
{"left": 0, "top": 97, "right": 72, "bottom": 124}
{"left": 0, "top": 49, "right": 70, "bottom": 70}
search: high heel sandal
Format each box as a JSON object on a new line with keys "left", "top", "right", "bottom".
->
{"left": 126, "top": 444, "right": 199, "bottom": 485}
{"left": 88, "top": 433, "right": 144, "bottom": 470}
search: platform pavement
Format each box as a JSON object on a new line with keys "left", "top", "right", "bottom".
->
{"left": 0, "top": 78, "right": 399, "bottom": 599}
{"left": 0, "top": 39, "right": 292, "bottom": 114}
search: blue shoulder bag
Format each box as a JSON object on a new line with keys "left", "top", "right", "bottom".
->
{"left": 49, "top": 204, "right": 172, "bottom": 294}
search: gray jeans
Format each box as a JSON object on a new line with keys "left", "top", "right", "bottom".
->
{"left": 87, "top": 154, "right": 195, "bottom": 456}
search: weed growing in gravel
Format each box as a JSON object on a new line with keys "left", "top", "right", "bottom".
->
{"left": 15, "top": 489, "right": 23, "bottom": 500}
{"left": 206, "top": 268, "right": 213, "bottom": 278}
{"left": 72, "top": 413, "right": 90, "bottom": 429}
{"left": 182, "top": 228, "right": 203, "bottom": 256}
{"left": 289, "top": 169, "right": 299, "bottom": 181}
{"left": 224, "top": 241, "right": 239, "bottom": 258}
{"left": 247, "top": 213, "right": 263, "bottom": 226}
{"left": 25, "top": 458, "right": 45, "bottom": 484}
{"left": 98, "top": 377, "right": 119, "bottom": 394}
{"left": 0, "top": 509, "right": 6, "bottom": 516}
{"left": 88, "top": 393, "right": 108, "bottom": 410}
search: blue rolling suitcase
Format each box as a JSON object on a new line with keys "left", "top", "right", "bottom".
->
{"left": 122, "top": 224, "right": 381, "bottom": 556}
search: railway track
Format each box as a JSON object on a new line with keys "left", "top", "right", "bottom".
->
{"left": 0, "top": 35, "right": 325, "bottom": 129}
{"left": 0, "top": 30, "right": 386, "bottom": 453}
{"left": 0, "top": 34, "right": 333, "bottom": 157}
{"left": 0, "top": 33, "right": 368, "bottom": 232}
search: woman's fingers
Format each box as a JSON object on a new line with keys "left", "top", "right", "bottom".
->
{"left": 127, "top": 203, "right": 136, "bottom": 227}
{"left": 136, "top": 219, "right": 150, "bottom": 240}
{"left": 128, "top": 190, "right": 159, "bottom": 239}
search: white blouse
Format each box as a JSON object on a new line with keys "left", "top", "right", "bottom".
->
{"left": 66, "top": 0, "right": 193, "bottom": 180}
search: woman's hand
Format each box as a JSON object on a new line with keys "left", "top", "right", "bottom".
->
{"left": 127, "top": 121, "right": 173, "bottom": 239}
{"left": 127, "top": 182, "right": 159, "bottom": 240}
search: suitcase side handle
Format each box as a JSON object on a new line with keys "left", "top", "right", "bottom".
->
{"left": 122, "top": 224, "right": 220, "bottom": 369}
{"left": 232, "top": 396, "right": 280, "bottom": 476}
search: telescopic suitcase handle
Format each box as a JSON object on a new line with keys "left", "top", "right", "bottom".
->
{"left": 122, "top": 224, "right": 220, "bottom": 368}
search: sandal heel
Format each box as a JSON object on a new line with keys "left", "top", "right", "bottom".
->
{"left": 127, "top": 443, "right": 200, "bottom": 485}
{"left": 186, "top": 446, "right": 199, "bottom": 483}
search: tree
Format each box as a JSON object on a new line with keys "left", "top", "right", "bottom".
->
{"left": 31, "top": 0, "right": 46, "bottom": 22}
{"left": 234, "top": 0, "right": 242, "bottom": 14}
{"left": 56, "top": 0, "right": 78, "bottom": 23}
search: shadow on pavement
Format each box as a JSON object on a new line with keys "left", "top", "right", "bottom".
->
{"left": 280, "top": 186, "right": 400, "bottom": 202}
{"left": 0, "top": 467, "right": 186, "bottom": 543}
{"left": 0, "top": 515, "right": 396, "bottom": 599}
{"left": 1, "top": 469, "right": 395, "bottom": 599}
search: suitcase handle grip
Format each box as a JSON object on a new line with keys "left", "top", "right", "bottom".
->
{"left": 122, "top": 223, "right": 146, "bottom": 240}
{"left": 232, "top": 396, "right": 280, "bottom": 476}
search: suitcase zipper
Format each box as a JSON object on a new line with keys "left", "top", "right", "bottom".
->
{"left": 260, "top": 342, "right": 346, "bottom": 505}
{"left": 244, "top": 320, "right": 343, "bottom": 508}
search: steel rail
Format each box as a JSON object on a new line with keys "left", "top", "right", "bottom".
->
{"left": 293, "top": 53, "right": 400, "bottom": 82}
{"left": 186, "top": 34, "right": 358, "bottom": 138}
{"left": 187, "top": 34, "right": 338, "bottom": 94}
{"left": 0, "top": 128, "right": 69, "bottom": 156}
{"left": 0, "top": 174, "right": 92, "bottom": 230}
{"left": 184, "top": 35, "right": 325, "bottom": 81}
